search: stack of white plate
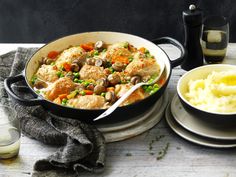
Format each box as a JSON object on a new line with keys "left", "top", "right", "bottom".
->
{"left": 166, "top": 94, "right": 236, "bottom": 148}
{"left": 97, "top": 92, "right": 169, "bottom": 143}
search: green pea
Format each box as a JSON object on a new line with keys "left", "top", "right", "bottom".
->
{"left": 74, "top": 78, "right": 79, "bottom": 83}
{"left": 83, "top": 81, "right": 90, "bottom": 87}
{"left": 56, "top": 71, "right": 62, "bottom": 77}
{"left": 73, "top": 72, "right": 80, "bottom": 78}
{"left": 148, "top": 78, "right": 154, "bottom": 84}
{"left": 153, "top": 87, "right": 159, "bottom": 92}
{"left": 101, "top": 92, "right": 106, "bottom": 97}
{"left": 153, "top": 84, "right": 159, "bottom": 89}
{"left": 79, "top": 90, "right": 86, "bottom": 96}
{"left": 145, "top": 85, "right": 153, "bottom": 93}
{"left": 142, "top": 85, "right": 148, "bottom": 90}
{"left": 78, "top": 79, "right": 84, "bottom": 83}
{"left": 150, "top": 87, "right": 159, "bottom": 95}
{"left": 94, "top": 50, "right": 99, "bottom": 56}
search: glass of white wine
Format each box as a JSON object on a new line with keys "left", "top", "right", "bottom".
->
{"left": 201, "top": 15, "right": 229, "bottom": 63}
{"left": 0, "top": 106, "right": 20, "bottom": 159}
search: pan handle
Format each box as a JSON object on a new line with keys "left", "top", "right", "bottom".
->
{"left": 151, "top": 37, "right": 187, "bottom": 68}
{"left": 4, "top": 73, "right": 45, "bottom": 106}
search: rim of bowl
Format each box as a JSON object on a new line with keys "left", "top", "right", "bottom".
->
{"left": 177, "top": 64, "right": 236, "bottom": 116}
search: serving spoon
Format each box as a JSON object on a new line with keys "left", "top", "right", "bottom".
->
{"left": 93, "top": 62, "right": 165, "bottom": 121}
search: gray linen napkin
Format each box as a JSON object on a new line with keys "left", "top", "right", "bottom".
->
{"left": 0, "top": 47, "right": 106, "bottom": 175}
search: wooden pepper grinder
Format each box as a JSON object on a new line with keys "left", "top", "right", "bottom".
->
{"left": 181, "top": 4, "right": 203, "bottom": 70}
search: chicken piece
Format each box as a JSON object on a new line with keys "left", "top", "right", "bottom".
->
{"left": 67, "top": 95, "right": 105, "bottom": 109}
{"left": 102, "top": 42, "right": 132, "bottom": 62}
{"left": 115, "top": 84, "right": 145, "bottom": 106}
{"left": 55, "top": 46, "right": 86, "bottom": 68}
{"left": 79, "top": 64, "right": 106, "bottom": 81}
{"left": 45, "top": 77, "right": 75, "bottom": 101}
{"left": 36, "top": 64, "right": 58, "bottom": 82}
{"left": 106, "top": 41, "right": 129, "bottom": 53}
{"left": 125, "top": 58, "right": 160, "bottom": 78}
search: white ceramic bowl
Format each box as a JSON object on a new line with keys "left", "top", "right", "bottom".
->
{"left": 177, "top": 64, "right": 236, "bottom": 124}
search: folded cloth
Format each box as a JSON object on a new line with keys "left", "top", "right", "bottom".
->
{"left": 0, "top": 48, "right": 106, "bottom": 175}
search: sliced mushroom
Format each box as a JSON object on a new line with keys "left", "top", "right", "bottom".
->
{"left": 94, "top": 41, "right": 105, "bottom": 51}
{"left": 112, "top": 62, "right": 125, "bottom": 72}
{"left": 130, "top": 75, "right": 141, "bottom": 85}
{"left": 87, "top": 83, "right": 95, "bottom": 91}
{"left": 105, "top": 91, "right": 116, "bottom": 103}
{"left": 95, "top": 58, "right": 103, "bottom": 67}
{"left": 96, "top": 78, "right": 109, "bottom": 87}
{"left": 94, "top": 85, "right": 106, "bottom": 95}
{"left": 107, "top": 73, "right": 121, "bottom": 85}
{"left": 41, "top": 57, "right": 53, "bottom": 65}
{"left": 71, "top": 63, "right": 80, "bottom": 72}
{"left": 103, "top": 68, "right": 112, "bottom": 76}
{"left": 34, "top": 80, "right": 48, "bottom": 89}
{"left": 86, "top": 58, "right": 96, "bottom": 65}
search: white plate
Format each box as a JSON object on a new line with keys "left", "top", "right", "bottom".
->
{"left": 171, "top": 94, "right": 236, "bottom": 140}
{"left": 166, "top": 103, "right": 236, "bottom": 148}
{"left": 97, "top": 92, "right": 169, "bottom": 143}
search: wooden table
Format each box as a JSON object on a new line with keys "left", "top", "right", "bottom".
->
{"left": 0, "top": 44, "right": 236, "bottom": 177}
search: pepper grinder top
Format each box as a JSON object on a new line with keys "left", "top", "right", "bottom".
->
{"left": 183, "top": 5, "right": 202, "bottom": 27}
{"left": 181, "top": 4, "right": 203, "bottom": 70}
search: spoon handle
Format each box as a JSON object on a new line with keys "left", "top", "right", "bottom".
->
{"left": 93, "top": 82, "right": 145, "bottom": 121}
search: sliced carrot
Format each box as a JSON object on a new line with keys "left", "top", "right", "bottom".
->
{"left": 107, "top": 87, "right": 115, "bottom": 92}
{"left": 53, "top": 97, "right": 61, "bottom": 104}
{"left": 138, "top": 47, "right": 146, "bottom": 54}
{"left": 47, "top": 51, "right": 59, "bottom": 59}
{"left": 159, "top": 78, "right": 166, "bottom": 86}
{"left": 111, "top": 56, "right": 129, "bottom": 64}
{"left": 63, "top": 62, "right": 71, "bottom": 72}
{"left": 84, "top": 90, "right": 94, "bottom": 95}
{"left": 58, "top": 94, "right": 68, "bottom": 99}
{"left": 52, "top": 65, "right": 58, "bottom": 70}
{"left": 80, "top": 43, "right": 94, "bottom": 51}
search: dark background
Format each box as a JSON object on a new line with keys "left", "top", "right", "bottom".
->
{"left": 0, "top": 0, "right": 235, "bottom": 43}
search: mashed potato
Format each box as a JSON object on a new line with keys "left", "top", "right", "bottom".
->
{"left": 185, "top": 70, "right": 236, "bottom": 113}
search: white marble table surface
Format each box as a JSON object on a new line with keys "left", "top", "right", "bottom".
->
{"left": 0, "top": 43, "right": 236, "bottom": 177}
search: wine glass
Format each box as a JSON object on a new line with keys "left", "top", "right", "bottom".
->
{"left": 0, "top": 106, "right": 21, "bottom": 159}
{"left": 201, "top": 15, "right": 229, "bottom": 63}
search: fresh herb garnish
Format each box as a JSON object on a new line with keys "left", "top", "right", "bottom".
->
{"left": 31, "top": 76, "right": 37, "bottom": 85}
{"left": 125, "top": 153, "right": 132, "bottom": 156}
{"left": 123, "top": 42, "right": 129, "bottom": 48}
{"left": 156, "top": 143, "right": 169, "bottom": 160}
{"left": 61, "top": 98, "right": 68, "bottom": 106}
